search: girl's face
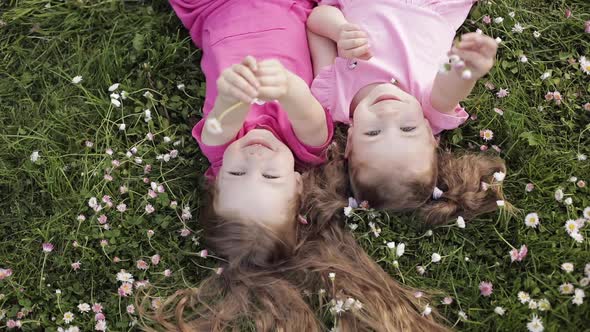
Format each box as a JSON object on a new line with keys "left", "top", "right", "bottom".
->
{"left": 216, "top": 129, "right": 302, "bottom": 226}
{"left": 348, "top": 83, "right": 436, "bottom": 181}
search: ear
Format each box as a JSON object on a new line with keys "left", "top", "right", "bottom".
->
{"left": 344, "top": 125, "right": 353, "bottom": 159}
{"left": 295, "top": 172, "right": 303, "bottom": 195}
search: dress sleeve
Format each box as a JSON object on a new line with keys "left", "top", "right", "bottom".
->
{"left": 420, "top": 84, "right": 468, "bottom": 135}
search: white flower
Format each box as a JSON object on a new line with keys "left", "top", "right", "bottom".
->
{"left": 116, "top": 270, "right": 134, "bottom": 283}
{"left": 585, "top": 263, "right": 590, "bottom": 277}
{"left": 108, "top": 83, "right": 120, "bottom": 91}
{"left": 520, "top": 55, "right": 528, "bottom": 63}
{"left": 71, "top": 76, "right": 83, "bottom": 84}
{"left": 559, "top": 283, "right": 574, "bottom": 294}
{"left": 163, "top": 136, "right": 172, "bottom": 143}
{"left": 572, "top": 231, "right": 585, "bottom": 243}
{"left": 540, "top": 72, "right": 551, "bottom": 80}
{"left": 494, "top": 17, "right": 504, "bottom": 24}
{"left": 508, "top": 11, "right": 515, "bottom": 18}
{"left": 432, "top": 187, "right": 443, "bottom": 199}
{"left": 349, "top": 222, "right": 358, "bottom": 231}
{"left": 431, "top": 253, "right": 442, "bottom": 263}
{"left": 580, "top": 277, "right": 590, "bottom": 287}
{"left": 518, "top": 291, "right": 531, "bottom": 303}
{"left": 495, "top": 37, "right": 502, "bottom": 44}
{"left": 177, "top": 83, "right": 185, "bottom": 90}
{"left": 583, "top": 207, "right": 590, "bottom": 219}
{"left": 88, "top": 197, "right": 98, "bottom": 209}
{"left": 143, "top": 91, "right": 153, "bottom": 99}
{"left": 416, "top": 265, "right": 426, "bottom": 275}
{"left": 328, "top": 272, "right": 336, "bottom": 280}
{"left": 524, "top": 213, "right": 540, "bottom": 228}
{"left": 565, "top": 219, "right": 579, "bottom": 234}
{"left": 528, "top": 300, "right": 538, "bottom": 310}
{"left": 425, "top": 230, "right": 433, "bottom": 237}
{"left": 494, "top": 306, "right": 505, "bottom": 315}
{"left": 458, "top": 311, "right": 468, "bottom": 320}
{"left": 77, "top": 303, "right": 90, "bottom": 313}
{"left": 493, "top": 171, "right": 506, "bottom": 182}
{"left": 456, "top": 216, "right": 466, "bottom": 228}
{"left": 111, "top": 98, "right": 121, "bottom": 107}
{"left": 564, "top": 197, "right": 573, "bottom": 205}
{"left": 533, "top": 31, "right": 541, "bottom": 38}
{"left": 578, "top": 154, "right": 587, "bottom": 161}
{"left": 496, "top": 200, "right": 505, "bottom": 207}
{"left": 396, "top": 243, "right": 405, "bottom": 257}
{"left": 561, "top": 262, "right": 574, "bottom": 273}
{"left": 63, "top": 312, "right": 74, "bottom": 324}
{"left": 421, "top": 304, "right": 432, "bottom": 316}
{"left": 579, "top": 56, "right": 590, "bottom": 75}
{"left": 387, "top": 242, "right": 396, "bottom": 249}
{"left": 119, "top": 123, "right": 126, "bottom": 131}
{"left": 95, "top": 320, "right": 107, "bottom": 331}
{"left": 554, "top": 188, "right": 564, "bottom": 201}
{"left": 120, "top": 91, "right": 128, "bottom": 99}
{"left": 144, "top": 109, "right": 152, "bottom": 122}
{"left": 527, "top": 314, "right": 544, "bottom": 332}
{"left": 512, "top": 23, "right": 524, "bottom": 33}
{"left": 110, "top": 93, "right": 120, "bottom": 100}
{"left": 572, "top": 289, "right": 585, "bottom": 305}
{"left": 538, "top": 299, "right": 551, "bottom": 311}
{"left": 30, "top": 151, "right": 40, "bottom": 163}
{"left": 368, "top": 222, "right": 381, "bottom": 237}
{"left": 343, "top": 206, "right": 353, "bottom": 217}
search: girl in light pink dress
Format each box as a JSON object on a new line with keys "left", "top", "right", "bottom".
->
{"left": 307, "top": 0, "right": 508, "bottom": 224}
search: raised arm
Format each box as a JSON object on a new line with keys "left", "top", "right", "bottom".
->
{"left": 256, "top": 59, "right": 329, "bottom": 146}
{"left": 201, "top": 56, "right": 259, "bottom": 146}
{"left": 430, "top": 33, "right": 498, "bottom": 114}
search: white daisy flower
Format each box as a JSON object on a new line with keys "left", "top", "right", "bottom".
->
{"left": 554, "top": 188, "right": 564, "bottom": 201}
{"left": 30, "top": 151, "right": 40, "bottom": 163}
{"left": 494, "top": 306, "right": 505, "bottom": 315}
{"left": 493, "top": 171, "right": 506, "bottom": 182}
{"left": 512, "top": 23, "right": 524, "bottom": 33}
{"left": 494, "top": 17, "right": 504, "bottom": 24}
{"left": 564, "top": 197, "right": 573, "bottom": 205}
{"left": 71, "top": 76, "right": 83, "bottom": 84}
{"left": 431, "top": 253, "right": 442, "bottom": 263}
{"left": 533, "top": 31, "right": 541, "bottom": 38}
{"left": 457, "top": 216, "right": 466, "bottom": 228}
{"left": 540, "top": 72, "right": 551, "bottom": 80}
{"left": 111, "top": 98, "right": 121, "bottom": 107}
{"left": 343, "top": 206, "right": 353, "bottom": 217}
{"left": 396, "top": 243, "right": 405, "bottom": 257}
{"left": 559, "top": 283, "right": 574, "bottom": 294}
{"left": 526, "top": 314, "right": 544, "bottom": 332}
{"left": 520, "top": 55, "right": 528, "bottom": 63}
{"left": 524, "top": 213, "right": 540, "bottom": 228}
{"left": 564, "top": 220, "right": 579, "bottom": 234}
{"left": 177, "top": 83, "right": 185, "bottom": 90}
{"left": 63, "top": 311, "right": 74, "bottom": 324}
{"left": 538, "top": 299, "right": 551, "bottom": 311}
{"left": 108, "top": 83, "right": 120, "bottom": 91}
{"left": 561, "top": 262, "right": 574, "bottom": 273}
{"left": 118, "top": 123, "right": 126, "bottom": 131}
{"left": 518, "top": 291, "right": 531, "bottom": 303}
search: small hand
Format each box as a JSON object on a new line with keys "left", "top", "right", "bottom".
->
{"left": 255, "top": 59, "right": 289, "bottom": 101}
{"left": 217, "top": 56, "right": 260, "bottom": 104}
{"left": 449, "top": 33, "right": 498, "bottom": 79}
{"left": 337, "top": 23, "right": 372, "bottom": 60}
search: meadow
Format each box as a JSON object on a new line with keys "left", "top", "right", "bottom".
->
{"left": 0, "top": 0, "right": 589, "bottom": 331}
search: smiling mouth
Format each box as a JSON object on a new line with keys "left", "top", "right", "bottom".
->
{"left": 243, "top": 139, "right": 274, "bottom": 151}
{"left": 372, "top": 94, "right": 400, "bottom": 106}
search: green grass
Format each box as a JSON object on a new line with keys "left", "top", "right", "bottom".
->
{"left": 0, "top": 0, "right": 589, "bottom": 331}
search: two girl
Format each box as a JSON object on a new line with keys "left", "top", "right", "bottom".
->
{"left": 143, "top": 0, "right": 508, "bottom": 330}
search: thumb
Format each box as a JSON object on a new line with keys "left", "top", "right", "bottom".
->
{"left": 242, "top": 55, "right": 258, "bottom": 72}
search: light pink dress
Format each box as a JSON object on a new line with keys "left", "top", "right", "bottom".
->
{"left": 169, "top": 0, "right": 334, "bottom": 178}
{"left": 311, "top": 0, "right": 474, "bottom": 134}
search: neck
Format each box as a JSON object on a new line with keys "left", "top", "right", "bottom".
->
{"left": 350, "top": 83, "right": 382, "bottom": 118}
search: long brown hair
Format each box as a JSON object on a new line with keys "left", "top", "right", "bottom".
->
{"left": 350, "top": 142, "right": 507, "bottom": 225}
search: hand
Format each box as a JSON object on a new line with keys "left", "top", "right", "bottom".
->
{"left": 216, "top": 56, "right": 260, "bottom": 104}
{"left": 337, "top": 23, "right": 372, "bottom": 60}
{"left": 255, "top": 59, "right": 290, "bottom": 101}
{"left": 449, "top": 33, "right": 498, "bottom": 79}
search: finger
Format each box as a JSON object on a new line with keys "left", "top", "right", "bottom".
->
{"left": 258, "top": 59, "right": 281, "bottom": 68}
{"left": 254, "top": 67, "right": 280, "bottom": 76}
{"left": 358, "top": 50, "right": 373, "bottom": 61}
{"left": 347, "top": 45, "right": 371, "bottom": 58}
{"left": 257, "top": 86, "right": 285, "bottom": 99}
{"left": 218, "top": 77, "right": 252, "bottom": 104}
{"left": 341, "top": 23, "right": 362, "bottom": 32}
{"left": 242, "top": 55, "right": 258, "bottom": 72}
{"left": 257, "top": 75, "right": 285, "bottom": 87}
{"left": 459, "top": 32, "right": 482, "bottom": 43}
{"left": 225, "top": 71, "right": 258, "bottom": 99}
{"left": 340, "top": 38, "right": 368, "bottom": 50}
{"left": 233, "top": 64, "right": 260, "bottom": 89}
{"left": 342, "top": 30, "right": 367, "bottom": 39}
{"left": 450, "top": 47, "right": 483, "bottom": 67}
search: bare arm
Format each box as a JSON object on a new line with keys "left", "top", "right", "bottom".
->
{"left": 201, "top": 57, "right": 260, "bottom": 146}
{"left": 256, "top": 60, "right": 329, "bottom": 146}
{"left": 307, "top": 5, "right": 372, "bottom": 61}
{"left": 307, "top": 29, "right": 337, "bottom": 75}
{"left": 431, "top": 33, "right": 498, "bottom": 114}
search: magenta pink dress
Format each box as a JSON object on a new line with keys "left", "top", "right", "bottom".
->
{"left": 311, "top": 0, "right": 473, "bottom": 135}
{"left": 169, "top": 0, "right": 334, "bottom": 178}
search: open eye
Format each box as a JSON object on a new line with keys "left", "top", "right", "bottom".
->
{"left": 364, "top": 130, "right": 381, "bottom": 136}
{"left": 229, "top": 171, "right": 246, "bottom": 176}
{"left": 400, "top": 126, "right": 416, "bottom": 132}
{"left": 262, "top": 174, "right": 279, "bottom": 179}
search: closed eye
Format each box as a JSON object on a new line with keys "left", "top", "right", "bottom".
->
{"left": 364, "top": 130, "right": 381, "bottom": 136}
{"left": 263, "top": 174, "right": 279, "bottom": 179}
{"left": 229, "top": 171, "right": 246, "bottom": 176}
{"left": 401, "top": 127, "right": 416, "bottom": 132}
